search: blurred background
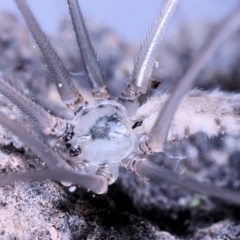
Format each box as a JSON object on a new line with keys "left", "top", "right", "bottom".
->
{"left": 0, "top": 0, "right": 238, "bottom": 42}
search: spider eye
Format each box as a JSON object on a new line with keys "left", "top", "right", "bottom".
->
{"left": 69, "top": 145, "right": 81, "bottom": 157}
{"left": 65, "top": 143, "right": 71, "bottom": 150}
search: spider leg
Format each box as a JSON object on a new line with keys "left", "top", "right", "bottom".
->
{"left": 132, "top": 90, "right": 240, "bottom": 141}
{"left": 15, "top": 0, "right": 84, "bottom": 113}
{"left": 0, "top": 169, "right": 107, "bottom": 194}
{"left": 0, "top": 75, "right": 68, "bottom": 137}
{"left": 0, "top": 113, "right": 107, "bottom": 194}
{"left": 67, "top": 0, "right": 110, "bottom": 100}
{"left": 141, "top": 4, "right": 240, "bottom": 153}
{"left": 120, "top": 0, "right": 179, "bottom": 103}
{"left": 0, "top": 112, "right": 68, "bottom": 168}
{"left": 122, "top": 155, "right": 240, "bottom": 205}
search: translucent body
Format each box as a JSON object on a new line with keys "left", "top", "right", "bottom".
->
{"left": 61, "top": 100, "right": 134, "bottom": 170}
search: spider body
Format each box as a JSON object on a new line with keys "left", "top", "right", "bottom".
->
{"left": 57, "top": 99, "right": 134, "bottom": 183}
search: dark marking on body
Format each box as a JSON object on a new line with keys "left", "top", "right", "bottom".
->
{"left": 89, "top": 113, "right": 122, "bottom": 140}
{"left": 81, "top": 108, "right": 90, "bottom": 116}
{"left": 98, "top": 104, "right": 105, "bottom": 108}
{"left": 132, "top": 120, "right": 143, "bottom": 129}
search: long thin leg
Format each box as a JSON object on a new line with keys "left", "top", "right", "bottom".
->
{"left": 0, "top": 169, "right": 107, "bottom": 194}
{"left": 0, "top": 113, "right": 107, "bottom": 194}
{"left": 120, "top": 0, "right": 179, "bottom": 102}
{"left": 0, "top": 76, "right": 67, "bottom": 137}
{"left": 67, "top": 0, "right": 110, "bottom": 100}
{"left": 142, "top": 4, "right": 240, "bottom": 153}
{"left": 15, "top": 0, "right": 84, "bottom": 113}
{"left": 0, "top": 112, "right": 67, "bottom": 168}
{"left": 122, "top": 156, "right": 240, "bottom": 205}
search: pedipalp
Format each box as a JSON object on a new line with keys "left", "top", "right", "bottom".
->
{"left": 0, "top": 112, "right": 108, "bottom": 194}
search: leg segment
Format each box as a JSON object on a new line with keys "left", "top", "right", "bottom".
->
{"left": 0, "top": 169, "right": 107, "bottom": 194}
{"left": 15, "top": 0, "right": 84, "bottom": 113}
{"left": 122, "top": 155, "right": 240, "bottom": 205}
{"left": 120, "top": 0, "right": 179, "bottom": 103}
{"left": 0, "top": 76, "right": 67, "bottom": 137}
{"left": 67, "top": 0, "right": 110, "bottom": 100}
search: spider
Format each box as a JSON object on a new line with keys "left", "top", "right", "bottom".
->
{"left": 0, "top": 0, "right": 240, "bottom": 216}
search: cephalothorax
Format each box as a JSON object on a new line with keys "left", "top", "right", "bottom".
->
{"left": 58, "top": 99, "right": 134, "bottom": 184}
{"left": 0, "top": 0, "right": 240, "bottom": 205}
